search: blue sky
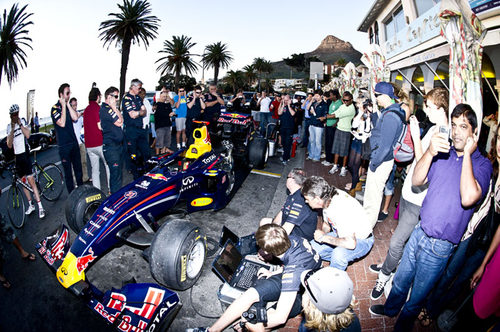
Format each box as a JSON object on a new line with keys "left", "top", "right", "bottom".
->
{"left": 0, "top": 0, "right": 373, "bottom": 129}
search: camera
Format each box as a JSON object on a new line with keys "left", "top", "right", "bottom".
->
{"left": 240, "top": 304, "right": 267, "bottom": 328}
{"left": 439, "top": 125, "right": 449, "bottom": 138}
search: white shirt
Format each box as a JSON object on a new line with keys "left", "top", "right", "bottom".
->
{"left": 401, "top": 125, "right": 436, "bottom": 206}
{"left": 323, "top": 189, "right": 373, "bottom": 239}
{"left": 143, "top": 99, "right": 152, "bottom": 129}
{"left": 73, "top": 113, "right": 84, "bottom": 145}
{"left": 259, "top": 97, "right": 271, "bottom": 113}
{"left": 6, "top": 119, "right": 28, "bottom": 154}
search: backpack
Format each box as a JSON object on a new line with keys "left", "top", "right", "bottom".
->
{"left": 382, "top": 110, "right": 414, "bottom": 163}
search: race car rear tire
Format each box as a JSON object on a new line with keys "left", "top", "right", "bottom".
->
{"left": 149, "top": 219, "right": 206, "bottom": 290}
{"left": 248, "top": 137, "right": 268, "bottom": 169}
{"left": 65, "top": 184, "right": 106, "bottom": 234}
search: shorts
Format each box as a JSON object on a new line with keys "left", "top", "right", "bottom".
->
{"left": 175, "top": 117, "right": 186, "bottom": 131}
{"left": 252, "top": 274, "right": 303, "bottom": 318}
{"left": 331, "top": 130, "right": 352, "bottom": 157}
{"left": 351, "top": 138, "right": 362, "bottom": 154}
{"left": 155, "top": 126, "right": 172, "bottom": 149}
{"left": 15, "top": 152, "right": 33, "bottom": 178}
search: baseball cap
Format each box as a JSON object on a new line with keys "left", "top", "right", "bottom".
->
{"left": 374, "top": 82, "right": 397, "bottom": 100}
{"left": 301, "top": 267, "right": 353, "bottom": 314}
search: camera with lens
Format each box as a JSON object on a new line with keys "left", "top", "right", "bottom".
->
{"left": 240, "top": 304, "right": 267, "bottom": 328}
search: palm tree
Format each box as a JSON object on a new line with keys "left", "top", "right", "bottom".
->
{"left": 252, "top": 57, "right": 266, "bottom": 91}
{"left": 224, "top": 70, "right": 245, "bottom": 93}
{"left": 156, "top": 35, "right": 198, "bottom": 90}
{"left": 99, "top": 0, "right": 159, "bottom": 97}
{"left": 202, "top": 41, "right": 232, "bottom": 85}
{"left": 243, "top": 65, "right": 257, "bottom": 86}
{"left": 0, "top": 3, "right": 33, "bottom": 86}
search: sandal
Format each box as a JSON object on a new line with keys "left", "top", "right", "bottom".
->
{"left": 0, "top": 277, "right": 11, "bottom": 289}
{"left": 22, "top": 253, "right": 36, "bottom": 261}
{"left": 418, "top": 308, "right": 433, "bottom": 327}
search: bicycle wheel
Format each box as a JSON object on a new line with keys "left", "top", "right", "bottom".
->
{"left": 37, "top": 163, "right": 64, "bottom": 201}
{"left": 7, "top": 185, "right": 26, "bottom": 229}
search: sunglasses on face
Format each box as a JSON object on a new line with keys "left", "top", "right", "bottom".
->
{"left": 111, "top": 94, "right": 119, "bottom": 99}
{"left": 179, "top": 90, "right": 185, "bottom": 92}
{"left": 303, "top": 269, "right": 320, "bottom": 303}
{"left": 195, "top": 91, "right": 201, "bottom": 94}
{"left": 343, "top": 99, "right": 351, "bottom": 103}
{"left": 374, "top": 92, "right": 382, "bottom": 97}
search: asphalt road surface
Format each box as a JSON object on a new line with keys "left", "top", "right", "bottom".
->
{"left": 0, "top": 145, "right": 295, "bottom": 331}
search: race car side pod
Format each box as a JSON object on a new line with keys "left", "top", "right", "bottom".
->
{"left": 36, "top": 224, "right": 182, "bottom": 332}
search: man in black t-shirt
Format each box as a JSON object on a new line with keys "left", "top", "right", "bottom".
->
{"left": 51, "top": 83, "right": 83, "bottom": 193}
{"left": 188, "top": 224, "right": 320, "bottom": 332}
{"left": 186, "top": 85, "right": 206, "bottom": 142}
{"left": 99, "top": 87, "right": 124, "bottom": 194}
{"left": 203, "top": 83, "right": 224, "bottom": 132}
{"left": 260, "top": 168, "right": 317, "bottom": 241}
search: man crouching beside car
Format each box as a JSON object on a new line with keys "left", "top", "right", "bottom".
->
{"left": 186, "top": 224, "right": 321, "bottom": 332}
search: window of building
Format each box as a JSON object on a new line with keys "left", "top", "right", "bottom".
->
{"left": 414, "top": 0, "right": 441, "bottom": 17}
{"left": 374, "top": 22, "right": 379, "bottom": 45}
{"left": 384, "top": 5, "right": 405, "bottom": 40}
{"left": 369, "top": 27, "right": 374, "bottom": 44}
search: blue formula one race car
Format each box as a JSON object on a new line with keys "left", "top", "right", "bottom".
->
{"left": 36, "top": 125, "right": 251, "bottom": 331}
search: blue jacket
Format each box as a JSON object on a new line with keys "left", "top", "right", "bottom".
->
{"left": 369, "top": 103, "right": 405, "bottom": 171}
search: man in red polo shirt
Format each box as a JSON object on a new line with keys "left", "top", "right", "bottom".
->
{"left": 83, "top": 86, "right": 110, "bottom": 192}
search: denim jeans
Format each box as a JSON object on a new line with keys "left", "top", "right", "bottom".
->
{"left": 426, "top": 237, "right": 486, "bottom": 318}
{"left": 384, "top": 225, "right": 456, "bottom": 332}
{"left": 308, "top": 126, "right": 324, "bottom": 161}
{"left": 380, "top": 197, "right": 421, "bottom": 276}
{"left": 58, "top": 143, "right": 83, "bottom": 194}
{"left": 259, "top": 112, "right": 271, "bottom": 136}
{"left": 384, "top": 163, "right": 398, "bottom": 196}
{"left": 301, "top": 118, "right": 311, "bottom": 146}
{"left": 103, "top": 143, "right": 124, "bottom": 194}
{"left": 311, "top": 230, "right": 374, "bottom": 270}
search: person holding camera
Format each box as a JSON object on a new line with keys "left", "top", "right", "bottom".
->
{"left": 230, "top": 89, "right": 246, "bottom": 113}
{"left": 174, "top": 85, "right": 188, "bottom": 149}
{"left": 278, "top": 95, "right": 296, "bottom": 165}
{"left": 187, "top": 224, "right": 321, "bottom": 332}
{"left": 154, "top": 91, "right": 175, "bottom": 155}
{"left": 7, "top": 104, "right": 45, "bottom": 218}
{"left": 204, "top": 83, "right": 225, "bottom": 132}
{"left": 307, "top": 90, "right": 328, "bottom": 162}
{"left": 51, "top": 83, "right": 83, "bottom": 194}
{"left": 186, "top": 85, "right": 206, "bottom": 142}
{"left": 370, "top": 104, "right": 492, "bottom": 332}
{"left": 257, "top": 91, "right": 272, "bottom": 136}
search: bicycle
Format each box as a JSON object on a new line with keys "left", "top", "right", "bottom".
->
{"left": 1, "top": 147, "right": 64, "bottom": 228}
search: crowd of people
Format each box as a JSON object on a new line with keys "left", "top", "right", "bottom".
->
{"left": 1, "top": 78, "right": 499, "bottom": 331}
{"left": 188, "top": 81, "right": 499, "bottom": 332}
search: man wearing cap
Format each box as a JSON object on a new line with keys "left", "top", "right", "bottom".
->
{"left": 51, "top": 83, "right": 83, "bottom": 194}
{"left": 260, "top": 168, "right": 317, "bottom": 241}
{"left": 122, "top": 78, "right": 151, "bottom": 180}
{"left": 187, "top": 224, "right": 321, "bottom": 332}
{"left": 7, "top": 104, "right": 45, "bottom": 218}
{"left": 363, "top": 82, "right": 406, "bottom": 228}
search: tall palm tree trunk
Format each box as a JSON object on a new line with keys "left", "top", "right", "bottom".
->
{"left": 120, "top": 36, "right": 132, "bottom": 99}
{"left": 213, "top": 64, "right": 219, "bottom": 85}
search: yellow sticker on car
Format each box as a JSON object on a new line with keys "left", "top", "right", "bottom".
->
{"left": 191, "top": 197, "right": 213, "bottom": 207}
{"left": 181, "top": 255, "right": 187, "bottom": 282}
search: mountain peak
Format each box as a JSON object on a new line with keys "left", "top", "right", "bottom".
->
{"left": 315, "top": 35, "right": 353, "bottom": 52}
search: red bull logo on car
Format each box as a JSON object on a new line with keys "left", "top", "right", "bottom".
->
{"left": 76, "top": 248, "right": 97, "bottom": 274}
{"left": 146, "top": 173, "right": 168, "bottom": 182}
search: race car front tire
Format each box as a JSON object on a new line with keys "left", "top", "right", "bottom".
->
{"left": 149, "top": 219, "right": 206, "bottom": 290}
{"left": 248, "top": 136, "right": 268, "bottom": 169}
{"left": 65, "top": 184, "right": 106, "bottom": 234}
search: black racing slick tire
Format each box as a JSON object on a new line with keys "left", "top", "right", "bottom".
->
{"left": 248, "top": 137, "right": 268, "bottom": 169}
{"left": 65, "top": 184, "right": 105, "bottom": 234}
{"left": 149, "top": 219, "right": 206, "bottom": 290}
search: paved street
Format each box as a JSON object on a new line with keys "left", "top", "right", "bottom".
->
{"left": 0, "top": 145, "right": 293, "bottom": 331}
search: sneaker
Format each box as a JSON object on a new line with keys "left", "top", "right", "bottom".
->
{"left": 321, "top": 161, "right": 333, "bottom": 166}
{"left": 185, "top": 328, "right": 208, "bottom": 332}
{"left": 39, "top": 208, "right": 46, "bottom": 219}
{"left": 320, "top": 153, "right": 326, "bottom": 159}
{"left": 369, "top": 304, "right": 386, "bottom": 316}
{"left": 176, "top": 143, "right": 181, "bottom": 149}
{"left": 25, "top": 203, "right": 35, "bottom": 216}
{"left": 282, "top": 160, "right": 287, "bottom": 165}
{"left": 371, "top": 279, "right": 387, "bottom": 300}
{"left": 328, "top": 164, "right": 339, "bottom": 174}
{"left": 377, "top": 211, "right": 389, "bottom": 222}
{"left": 277, "top": 148, "right": 284, "bottom": 153}
{"left": 306, "top": 156, "right": 312, "bottom": 161}
{"left": 339, "top": 167, "right": 348, "bottom": 177}
{"left": 369, "top": 264, "right": 382, "bottom": 274}
{"left": 181, "top": 142, "right": 186, "bottom": 148}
